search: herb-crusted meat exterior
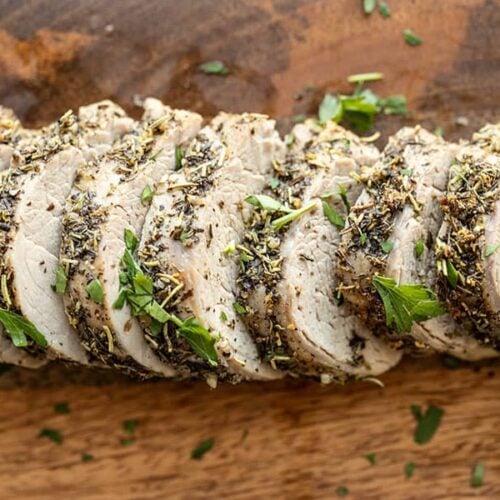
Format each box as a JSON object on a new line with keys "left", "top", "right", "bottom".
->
{"left": 0, "top": 101, "right": 134, "bottom": 367}
{"left": 435, "top": 123, "right": 500, "bottom": 348}
{"left": 61, "top": 98, "right": 201, "bottom": 377}
{"left": 336, "top": 126, "right": 495, "bottom": 360}
{"left": 237, "top": 119, "right": 401, "bottom": 381}
{"left": 136, "top": 113, "right": 285, "bottom": 385}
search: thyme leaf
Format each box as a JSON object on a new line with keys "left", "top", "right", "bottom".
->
{"left": 404, "top": 462, "right": 416, "bottom": 479}
{"left": 0, "top": 309, "right": 47, "bottom": 348}
{"left": 322, "top": 201, "right": 345, "bottom": 228}
{"left": 378, "top": 1, "right": 391, "bottom": 17}
{"left": 199, "top": 60, "right": 229, "bottom": 76}
{"left": 123, "top": 419, "right": 139, "bottom": 434}
{"left": 411, "top": 404, "right": 444, "bottom": 445}
{"left": 124, "top": 228, "right": 138, "bottom": 253}
{"left": 53, "top": 265, "right": 68, "bottom": 294}
{"left": 86, "top": 279, "right": 105, "bottom": 305}
{"left": 372, "top": 275, "right": 445, "bottom": 333}
{"left": 39, "top": 428, "right": 63, "bottom": 444}
{"left": 363, "top": 0, "right": 376, "bottom": 14}
{"left": 380, "top": 240, "right": 394, "bottom": 254}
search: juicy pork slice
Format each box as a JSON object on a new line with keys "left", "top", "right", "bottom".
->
{"left": 336, "top": 126, "right": 496, "bottom": 360}
{"left": 237, "top": 120, "right": 401, "bottom": 381}
{"left": 136, "top": 113, "right": 285, "bottom": 384}
{"left": 435, "top": 123, "right": 500, "bottom": 348}
{"left": 61, "top": 98, "right": 202, "bottom": 377}
{"left": 0, "top": 101, "right": 134, "bottom": 367}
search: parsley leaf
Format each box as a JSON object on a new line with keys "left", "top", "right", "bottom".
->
{"left": 191, "top": 437, "right": 214, "bottom": 460}
{"left": 415, "top": 239, "right": 425, "bottom": 258}
{"left": 232, "top": 302, "right": 247, "bottom": 315}
{"left": 39, "top": 428, "right": 63, "bottom": 444}
{"left": 176, "top": 317, "right": 218, "bottom": 367}
{"left": 53, "top": 265, "right": 67, "bottom": 294}
{"left": 363, "top": 0, "right": 376, "bottom": 14}
{"left": 403, "top": 28, "right": 422, "bottom": 46}
{"left": 338, "top": 184, "right": 351, "bottom": 212}
{"left": 471, "top": 463, "right": 485, "bottom": 488}
{"left": 120, "top": 438, "right": 135, "bottom": 447}
{"left": 372, "top": 275, "right": 445, "bottom": 332}
{"left": 86, "top": 279, "right": 105, "bottom": 305}
{"left": 245, "top": 194, "right": 291, "bottom": 213}
{"left": 124, "top": 228, "right": 138, "bottom": 253}
{"left": 54, "top": 402, "right": 70, "bottom": 415}
{"left": 272, "top": 202, "right": 316, "bottom": 231}
{"left": 380, "top": 95, "right": 408, "bottom": 116}
{"left": 199, "top": 60, "right": 229, "bottom": 76}
{"left": 319, "top": 94, "right": 343, "bottom": 124}
{"left": 336, "top": 485, "right": 349, "bottom": 497}
{"left": 141, "top": 185, "right": 154, "bottom": 205}
{"left": 378, "top": 1, "right": 391, "bottom": 17}
{"left": 323, "top": 201, "right": 345, "bottom": 228}
{"left": 175, "top": 145, "right": 184, "bottom": 170}
{"left": 123, "top": 419, "right": 139, "bottom": 434}
{"left": 404, "top": 462, "right": 416, "bottom": 479}
{"left": 411, "top": 404, "right": 444, "bottom": 445}
{"left": 485, "top": 243, "right": 500, "bottom": 257}
{"left": 363, "top": 452, "right": 377, "bottom": 465}
{"left": 81, "top": 453, "right": 94, "bottom": 462}
{"left": 347, "top": 72, "right": 383, "bottom": 84}
{"left": 445, "top": 260, "right": 459, "bottom": 288}
{"left": 380, "top": 240, "right": 394, "bottom": 254}
{"left": 0, "top": 309, "right": 47, "bottom": 348}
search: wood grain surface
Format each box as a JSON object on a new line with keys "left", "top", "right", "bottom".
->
{"left": 0, "top": 0, "right": 499, "bottom": 498}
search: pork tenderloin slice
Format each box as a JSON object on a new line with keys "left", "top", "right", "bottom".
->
{"left": 435, "top": 123, "right": 500, "bottom": 346}
{"left": 336, "top": 126, "right": 495, "bottom": 360}
{"left": 0, "top": 101, "right": 134, "bottom": 366}
{"left": 63, "top": 98, "right": 201, "bottom": 377}
{"left": 237, "top": 119, "right": 400, "bottom": 379}
{"left": 137, "top": 113, "right": 285, "bottom": 383}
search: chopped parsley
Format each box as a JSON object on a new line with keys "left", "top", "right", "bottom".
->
{"left": 272, "top": 202, "right": 316, "bottom": 231}
{"left": 415, "top": 239, "right": 425, "bottom": 258}
{"left": 81, "top": 453, "right": 94, "bottom": 462}
{"left": 220, "top": 311, "right": 228, "bottom": 322}
{"left": 363, "top": 0, "right": 376, "bottom": 14}
{"left": 403, "top": 28, "right": 422, "bottom": 46}
{"left": 347, "top": 72, "right": 383, "bottom": 84}
{"left": 0, "top": 309, "right": 47, "bottom": 348}
{"left": 232, "top": 302, "right": 247, "bottom": 315}
{"left": 245, "top": 194, "right": 290, "bottom": 213}
{"left": 378, "top": 1, "right": 391, "bottom": 17}
{"left": 191, "top": 437, "right": 214, "bottom": 460}
{"left": 471, "top": 463, "right": 485, "bottom": 488}
{"left": 372, "top": 275, "right": 445, "bottom": 332}
{"left": 336, "top": 485, "right": 349, "bottom": 497}
{"left": 86, "top": 278, "right": 105, "bottom": 305}
{"left": 141, "top": 185, "right": 154, "bottom": 205}
{"left": 175, "top": 145, "right": 184, "bottom": 170}
{"left": 323, "top": 201, "right": 345, "bottom": 228}
{"left": 411, "top": 404, "right": 444, "bottom": 445}
{"left": 445, "top": 260, "right": 459, "bottom": 288}
{"left": 199, "top": 60, "right": 229, "bottom": 76}
{"left": 124, "top": 228, "right": 138, "bottom": 253}
{"left": 120, "top": 438, "right": 135, "bottom": 447}
{"left": 485, "top": 243, "right": 500, "bottom": 257}
{"left": 380, "top": 95, "right": 408, "bottom": 116}
{"left": 123, "top": 419, "right": 139, "bottom": 434}
{"left": 363, "top": 452, "right": 377, "bottom": 465}
{"left": 404, "top": 462, "right": 416, "bottom": 479}
{"left": 53, "top": 265, "right": 68, "bottom": 294}
{"left": 39, "top": 428, "right": 63, "bottom": 444}
{"left": 380, "top": 240, "right": 394, "bottom": 254}
{"left": 54, "top": 402, "right": 70, "bottom": 415}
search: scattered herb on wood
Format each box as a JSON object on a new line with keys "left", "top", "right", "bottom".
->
{"left": 336, "top": 485, "right": 349, "bottom": 497}
{"left": 39, "top": 428, "right": 63, "bottom": 444}
{"left": 191, "top": 437, "right": 215, "bottom": 460}
{"left": 471, "top": 463, "right": 485, "bottom": 488}
{"left": 363, "top": 0, "right": 377, "bottom": 14}
{"left": 86, "top": 279, "right": 105, "bottom": 304}
{"left": 378, "top": 2, "right": 391, "bottom": 17}
{"left": 411, "top": 404, "right": 444, "bottom": 445}
{"left": 199, "top": 60, "right": 229, "bottom": 76}
{"left": 81, "top": 453, "right": 94, "bottom": 462}
{"left": 54, "top": 402, "right": 70, "bottom": 415}
{"left": 123, "top": 419, "right": 139, "bottom": 434}
{"left": 403, "top": 28, "right": 422, "bottom": 46}
{"left": 404, "top": 462, "right": 416, "bottom": 479}
{"left": 120, "top": 438, "right": 135, "bottom": 447}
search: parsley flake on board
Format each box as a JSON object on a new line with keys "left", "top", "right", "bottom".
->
{"left": 120, "top": 438, "right": 135, "bottom": 447}
{"left": 191, "top": 437, "right": 215, "bottom": 460}
{"left": 81, "top": 453, "right": 94, "bottom": 462}
{"left": 363, "top": 452, "right": 377, "bottom": 465}
{"left": 175, "top": 145, "right": 184, "bottom": 170}
{"left": 123, "top": 419, "right": 139, "bottom": 434}
{"left": 403, "top": 28, "right": 422, "bottom": 46}
{"left": 53, "top": 265, "right": 68, "bottom": 294}
{"left": 39, "top": 428, "right": 63, "bottom": 444}
{"left": 404, "top": 462, "right": 416, "bottom": 479}
{"left": 199, "top": 60, "right": 229, "bottom": 76}
{"left": 471, "top": 463, "right": 485, "bottom": 488}
{"left": 411, "top": 404, "right": 444, "bottom": 445}
{"left": 86, "top": 278, "right": 105, "bottom": 304}
{"left": 54, "top": 402, "right": 70, "bottom": 415}
{"left": 0, "top": 309, "right": 47, "bottom": 348}
{"left": 373, "top": 275, "right": 445, "bottom": 333}
{"left": 323, "top": 201, "right": 346, "bottom": 228}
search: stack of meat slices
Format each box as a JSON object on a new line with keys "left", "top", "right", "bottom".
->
{"left": 0, "top": 98, "right": 498, "bottom": 384}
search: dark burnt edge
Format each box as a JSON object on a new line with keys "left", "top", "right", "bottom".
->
{"left": 0, "top": 111, "right": 81, "bottom": 355}
{"left": 58, "top": 115, "right": 177, "bottom": 372}
{"left": 135, "top": 130, "right": 243, "bottom": 383}
{"left": 435, "top": 152, "right": 500, "bottom": 346}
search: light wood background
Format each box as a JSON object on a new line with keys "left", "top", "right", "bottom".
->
{"left": 0, "top": 0, "right": 499, "bottom": 498}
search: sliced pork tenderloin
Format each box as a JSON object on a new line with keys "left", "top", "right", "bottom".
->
{"left": 336, "top": 126, "right": 496, "bottom": 360}
{"left": 61, "top": 98, "right": 202, "bottom": 377}
{"left": 0, "top": 101, "right": 134, "bottom": 366}
{"left": 435, "top": 123, "right": 500, "bottom": 348}
{"left": 236, "top": 119, "right": 401, "bottom": 381}
{"left": 136, "top": 113, "right": 285, "bottom": 384}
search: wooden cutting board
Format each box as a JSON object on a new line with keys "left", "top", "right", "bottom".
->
{"left": 0, "top": 1, "right": 499, "bottom": 498}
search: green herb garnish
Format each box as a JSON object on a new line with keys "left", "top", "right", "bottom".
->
{"left": 268, "top": 177, "right": 280, "bottom": 190}
{"left": 411, "top": 404, "right": 444, "bottom": 445}
{"left": 272, "top": 202, "right": 316, "bottom": 231}
{"left": 380, "top": 95, "right": 408, "bottom": 115}
{"left": 319, "top": 94, "right": 343, "bottom": 124}
{"left": 347, "top": 72, "right": 383, "bottom": 84}
{"left": 191, "top": 437, "right": 215, "bottom": 460}
{"left": 39, "top": 428, "right": 63, "bottom": 444}
{"left": 124, "top": 228, "right": 138, "bottom": 253}
{"left": 53, "top": 265, "right": 67, "bottom": 294}
{"left": 120, "top": 438, "right": 135, "bottom": 447}
{"left": 245, "top": 194, "right": 290, "bottom": 213}
{"left": 293, "top": 114, "right": 306, "bottom": 124}
{"left": 338, "top": 184, "right": 351, "bottom": 212}
{"left": 471, "top": 463, "right": 485, "bottom": 488}
{"left": 485, "top": 243, "right": 500, "bottom": 257}
{"left": 403, "top": 28, "right": 422, "bottom": 46}
{"left": 54, "top": 402, "right": 70, "bottom": 415}
{"left": 223, "top": 240, "right": 236, "bottom": 256}
{"left": 363, "top": 0, "right": 376, "bottom": 14}
{"left": 284, "top": 133, "right": 295, "bottom": 146}
{"left": 123, "top": 419, "right": 139, "bottom": 434}
{"left": 81, "top": 453, "right": 94, "bottom": 462}
{"left": 404, "top": 462, "right": 416, "bottom": 479}
{"left": 175, "top": 145, "right": 184, "bottom": 170}
{"left": 363, "top": 452, "right": 377, "bottom": 465}
{"left": 336, "top": 485, "right": 349, "bottom": 497}
{"left": 415, "top": 239, "right": 425, "bottom": 258}
{"left": 86, "top": 279, "right": 105, "bottom": 305}
{"left": 232, "top": 302, "right": 247, "bottom": 315}
{"left": 323, "top": 201, "right": 345, "bottom": 228}
{"left": 380, "top": 240, "right": 394, "bottom": 254}
{"left": 220, "top": 311, "right": 228, "bottom": 322}
{"left": 378, "top": 2, "right": 391, "bottom": 17}
{"left": 141, "top": 185, "right": 154, "bottom": 205}
{"left": 199, "top": 60, "right": 229, "bottom": 75}
{"left": 0, "top": 309, "right": 47, "bottom": 348}
{"left": 372, "top": 275, "right": 445, "bottom": 333}
{"left": 445, "top": 260, "right": 459, "bottom": 288}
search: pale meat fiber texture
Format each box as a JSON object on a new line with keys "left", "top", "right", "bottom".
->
{"left": 1, "top": 101, "right": 134, "bottom": 367}
{"left": 137, "top": 113, "right": 285, "bottom": 382}
{"left": 63, "top": 98, "right": 202, "bottom": 377}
